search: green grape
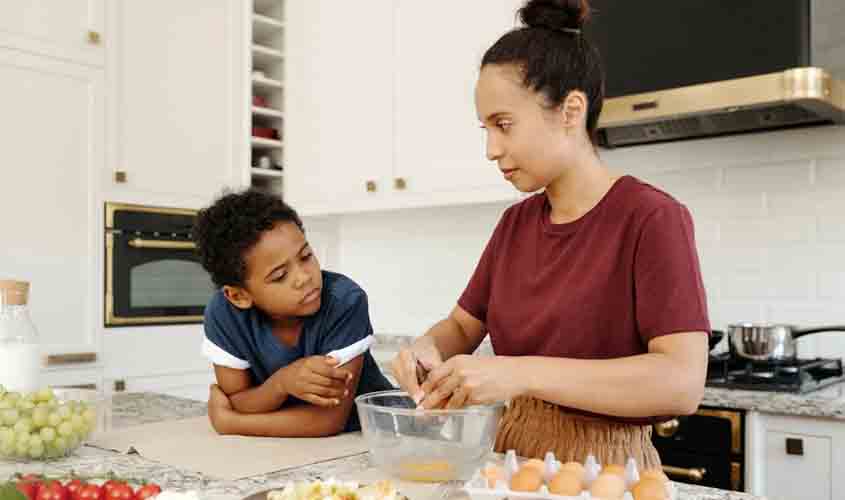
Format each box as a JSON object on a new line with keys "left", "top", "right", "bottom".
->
{"left": 0, "top": 427, "right": 11, "bottom": 442}
{"left": 57, "top": 421, "right": 73, "bottom": 437}
{"left": 32, "top": 407, "right": 48, "bottom": 428}
{"left": 53, "top": 436, "right": 68, "bottom": 453}
{"left": 67, "top": 433, "right": 80, "bottom": 450}
{"left": 13, "top": 418, "right": 32, "bottom": 435}
{"left": 0, "top": 384, "right": 6, "bottom": 395}
{"left": 82, "top": 408, "right": 97, "bottom": 425}
{"left": 39, "top": 426, "right": 57, "bottom": 443}
{"left": 70, "top": 415, "right": 85, "bottom": 433}
{"left": 47, "top": 412, "right": 62, "bottom": 427}
{"left": 36, "top": 388, "right": 54, "bottom": 403}
{"left": 79, "top": 423, "right": 93, "bottom": 438}
{"left": 15, "top": 440, "right": 28, "bottom": 457}
{"left": 15, "top": 431, "right": 30, "bottom": 445}
{"left": 0, "top": 400, "right": 11, "bottom": 410}
{"left": 28, "top": 441, "right": 45, "bottom": 458}
{"left": 28, "top": 435, "right": 43, "bottom": 448}
{"left": 1, "top": 409, "right": 19, "bottom": 426}
{"left": 57, "top": 405, "right": 72, "bottom": 420}
{"left": 16, "top": 400, "right": 35, "bottom": 413}
{"left": 45, "top": 444, "right": 60, "bottom": 459}
{"left": 0, "top": 440, "right": 13, "bottom": 457}
{"left": 5, "top": 392, "right": 20, "bottom": 403}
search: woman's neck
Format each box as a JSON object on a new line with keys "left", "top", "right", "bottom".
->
{"left": 544, "top": 152, "right": 617, "bottom": 225}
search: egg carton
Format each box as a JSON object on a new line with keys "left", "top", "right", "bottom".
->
{"left": 461, "top": 450, "right": 676, "bottom": 500}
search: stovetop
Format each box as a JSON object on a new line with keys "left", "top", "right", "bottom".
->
{"left": 706, "top": 354, "right": 845, "bottom": 393}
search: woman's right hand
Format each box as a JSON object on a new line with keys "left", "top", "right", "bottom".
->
{"left": 391, "top": 336, "right": 444, "bottom": 405}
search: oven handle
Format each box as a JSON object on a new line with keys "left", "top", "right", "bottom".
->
{"left": 662, "top": 465, "right": 707, "bottom": 482}
{"left": 128, "top": 238, "right": 196, "bottom": 250}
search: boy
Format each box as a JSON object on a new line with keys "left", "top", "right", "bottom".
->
{"left": 193, "top": 190, "right": 393, "bottom": 436}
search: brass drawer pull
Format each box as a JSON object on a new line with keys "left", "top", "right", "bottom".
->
{"left": 663, "top": 465, "right": 707, "bottom": 482}
{"left": 394, "top": 177, "right": 407, "bottom": 190}
{"left": 87, "top": 30, "right": 101, "bottom": 45}
{"left": 366, "top": 180, "right": 377, "bottom": 192}
{"left": 46, "top": 352, "right": 98, "bottom": 366}
{"left": 128, "top": 239, "right": 196, "bottom": 250}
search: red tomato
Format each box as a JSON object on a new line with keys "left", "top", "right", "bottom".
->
{"left": 64, "top": 480, "right": 86, "bottom": 500}
{"left": 100, "top": 482, "right": 122, "bottom": 499}
{"left": 16, "top": 481, "right": 41, "bottom": 500}
{"left": 35, "top": 481, "right": 68, "bottom": 500}
{"left": 133, "top": 484, "right": 161, "bottom": 500}
{"left": 76, "top": 484, "right": 103, "bottom": 500}
{"left": 104, "top": 483, "right": 133, "bottom": 500}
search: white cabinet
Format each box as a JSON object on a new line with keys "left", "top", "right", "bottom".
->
{"left": 747, "top": 412, "right": 845, "bottom": 500}
{"left": 105, "top": 0, "right": 247, "bottom": 206}
{"left": 284, "top": 0, "right": 394, "bottom": 214}
{"left": 284, "top": 0, "right": 521, "bottom": 215}
{"left": 394, "top": 0, "right": 520, "bottom": 200}
{"left": 0, "top": 0, "right": 104, "bottom": 66}
{"left": 110, "top": 370, "right": 214, "bottom": 402}
{"left": 0, "top": 48, "right": 103, "bottom": 360}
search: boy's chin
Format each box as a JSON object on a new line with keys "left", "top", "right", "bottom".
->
{"left": 298, "top": 297, "right": 322, "bottom": 316}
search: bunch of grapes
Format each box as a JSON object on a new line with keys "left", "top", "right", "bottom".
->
{"left": 0, "top": 385, "right": 97, "bottom": 461}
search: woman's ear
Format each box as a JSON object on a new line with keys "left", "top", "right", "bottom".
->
{"left": 223, "top": 285, "right": 254, "bottom": 309}
{"left": 561, "top": 90, "right": 588, "bottom": 131}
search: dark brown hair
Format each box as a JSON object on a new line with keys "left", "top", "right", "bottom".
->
{"left": 481, "top": 0, "right": 605, "bottom": 144}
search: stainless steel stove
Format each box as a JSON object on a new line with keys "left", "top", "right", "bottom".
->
{"left": 706, "top": 354, "right": 845, "bottom": 393}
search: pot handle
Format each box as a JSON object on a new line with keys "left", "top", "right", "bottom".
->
{"left": 793, "top": 326, "right": 845, "bottom": 339}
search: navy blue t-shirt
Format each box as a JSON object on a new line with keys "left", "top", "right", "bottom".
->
{"left": 201, "top": 271, "right": 393, "bottom": 431}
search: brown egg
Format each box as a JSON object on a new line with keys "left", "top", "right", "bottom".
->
{"left": 548, "top": 471, "right": 583, "bottom": 496}
{"left": 639, "top": 468, "right": 669, "bottom": 484}
{"left": 602, "top": 464, "right": 626, "bottom": 478}
{"left": 510, "top": 467, "right": 543, "bottom": 492}
{"left": 481, "top": 465, "right": 505, "bottom": 488}
{"left": 632, "top": 477, "right": 668, "bottom": 500}
{"left": 590, "top": 473, "right": 626, "bottom": 500}
{"left": 522, "top": 458, "right": 546, "bottom": 473}
{"left": 560, "top": 461, "right": 586, "bottom": 477}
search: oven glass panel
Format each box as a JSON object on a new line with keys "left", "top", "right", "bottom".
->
{"left": 130, "top": 260, "right": 214, "bottom": 308}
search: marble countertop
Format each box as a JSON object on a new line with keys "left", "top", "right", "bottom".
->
{"left": 1, "top": 392, "right": 764, "bottom": 500}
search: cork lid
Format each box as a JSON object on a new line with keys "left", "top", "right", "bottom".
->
{"left": 0, "top": 280, "right": 30, "bottom": 305}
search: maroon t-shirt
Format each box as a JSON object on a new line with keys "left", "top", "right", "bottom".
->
{"left": 458, "top": 175, "right": 710, "bottom": 423}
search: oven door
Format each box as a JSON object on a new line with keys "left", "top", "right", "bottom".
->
{"left": 105, "top": 203, "right": 214, "bottom": 326}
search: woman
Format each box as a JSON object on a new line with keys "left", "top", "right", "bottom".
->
{"left": 391, "top": 0, "right": 709, "bottom": 468}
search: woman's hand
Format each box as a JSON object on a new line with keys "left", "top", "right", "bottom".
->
{"left": 419, "top": 355, "right": 524, "bottom": 409}
{"left": 391, "top": 336, "right": 444, "bottom": 404}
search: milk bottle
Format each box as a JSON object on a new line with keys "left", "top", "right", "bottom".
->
{"left": 0, "top": 280, "right": 41, "bottom": 393}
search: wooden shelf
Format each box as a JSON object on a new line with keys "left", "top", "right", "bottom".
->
{"left": 251, "top": 137, "right": 284, "bottom": 149}
{"left": 253, "top": 14, "right": 284, "bottom": 42}
{"left": 251, "top": 167, "right": 283, "bottom": 179}
{"left": 252, "top": 74, "right": 283, "bottom": 89}
{"left": 252, "top": 106, "right": 283, "bottom": 119}
{"left": 252, "top": 44, "right": 284, "bottom": 66}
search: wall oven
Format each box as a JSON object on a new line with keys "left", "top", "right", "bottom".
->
{"left": 653, "top": 407, "right": 745, "bottom": 492}
{"left": 105, "top": 202, "right": 214, "bottom": 327}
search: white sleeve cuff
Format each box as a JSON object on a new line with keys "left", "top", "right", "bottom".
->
{"left": 201, "top": 337, "right": 250, "bottom": 370}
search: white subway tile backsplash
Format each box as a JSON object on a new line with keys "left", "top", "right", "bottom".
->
{"left": 722, "top": 160, "right": 812, "bottom": 192}
{"left": 818, "top": 272, "right": 845, "bottom": 299}
{"left": 710, "top": 302, "right": 766, "bottom": 329}
{"left": 818, "top": 215, "right": 845, "bottom": 242}
{"left": 721, "top": 273, "right": 766, "bottom": 300}
{"left": 720, "top": 217, "right": 814, "bottom": 246}
{"left": 683, "top": 193, "right": 766, "bottom": 218}
{"left": 642, "top": 168, "right": 720, "bottom": 197}
{"left": 714, "top": 247, "right": 766, "bottom": 272}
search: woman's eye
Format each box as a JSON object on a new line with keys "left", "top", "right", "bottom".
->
{"left": 497, "top": 121, "right": 512, "bottom": 131}
{"left": 302, "top": 252, "right": 313, "bottom": 261}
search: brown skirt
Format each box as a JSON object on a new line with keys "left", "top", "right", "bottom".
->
{"left": 494, "top": 396, "right": 662, "bottom": 469}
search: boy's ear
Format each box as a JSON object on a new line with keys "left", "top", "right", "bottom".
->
{"left": 223, "top": 285, "right": 254, "bottom": 310}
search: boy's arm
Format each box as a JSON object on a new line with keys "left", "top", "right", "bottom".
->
{"left": 213, "top": 364, "right": 289, "bottom": 414}
{"left": 210, "top": 356, "right": 365, "bottom": 437}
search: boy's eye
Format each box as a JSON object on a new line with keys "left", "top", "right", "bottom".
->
{"left": 273, "top": 272, "right": 287, "bottom": 282}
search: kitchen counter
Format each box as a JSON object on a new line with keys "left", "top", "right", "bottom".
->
{"left": 702, "top": 383, "right": 845, "bottom": 420}
{"left": 1, "top": 393, "right": 765, "bottom": 500}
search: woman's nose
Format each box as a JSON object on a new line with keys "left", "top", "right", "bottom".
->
{"left": 486, "top": 134, "right": 503, "bottom": 161}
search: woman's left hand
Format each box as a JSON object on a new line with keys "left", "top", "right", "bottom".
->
{"left": 418, "top": 355, "right": 524, "bottom": 409}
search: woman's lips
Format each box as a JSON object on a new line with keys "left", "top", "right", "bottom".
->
{"left": 501, "top": 168, "right": 518, "bottom": 180}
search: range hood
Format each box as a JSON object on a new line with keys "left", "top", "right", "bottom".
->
{"left": 597, "top": 67, "right": 845, "bottom": 148}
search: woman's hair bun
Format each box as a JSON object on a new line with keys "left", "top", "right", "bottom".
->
{"left": 519, "top": 0, "right": 591, "bottom": 33}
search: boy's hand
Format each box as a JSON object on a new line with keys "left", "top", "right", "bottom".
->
{"left": 278, "top": 355, "right": 352, "bottom": 407}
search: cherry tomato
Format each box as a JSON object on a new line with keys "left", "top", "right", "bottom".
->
{"left": 76, "top": 484, "right": 103, "bottom": 500}
{"left": 16, "top": 480, "right": 41, "bottom": 500}
{"left": 35, "top": 481, "right": 68, "bottom": 500}
{"left": 64, "top": 479, "right": 86, "bottom": 500}
{"left": 104, "top": 483, "right": 133, "bottom": 500}
{"left": 133, "top": 484, "right": 161, "bottom": 500}
{"left": 100, "top": 482, "right": 122, "bottom": 499}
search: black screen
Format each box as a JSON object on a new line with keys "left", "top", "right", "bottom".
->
{"left": 584, "top": 1, "right": 811, "bottom": 98}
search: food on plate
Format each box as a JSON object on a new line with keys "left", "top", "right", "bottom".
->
{"left": 266, "top": 479, "right": 400, "bottom": 500}
{"left": 2, "top": 475, "right": 162, "bottom": 500}
{"left": 589, "top": 472, "right": 626, "bottom": 500}
{"left": 397, "top": 459, "right": 456, "bottom": 482}
{"left": 631, "top": 477, "right": 668, "bottom": 500}
{"left": 548, "top": 470, "right": 582, "bottom": 496}
{"left": 509, "top": 467, "right": 543, "bottom": 492}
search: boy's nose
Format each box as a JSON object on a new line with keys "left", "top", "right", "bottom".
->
{"left": 294, "top": 269, "right": 311, "bottom": 288}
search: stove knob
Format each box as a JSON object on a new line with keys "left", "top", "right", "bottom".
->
{"left": 654, "top": 418, "right": 680, "bottom": 438}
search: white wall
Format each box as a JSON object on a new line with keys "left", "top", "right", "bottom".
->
{"left": 328, "top": 125, "right": 845, "bottom": 360}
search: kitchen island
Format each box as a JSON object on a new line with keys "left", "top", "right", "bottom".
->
{"left": 1, "top": 393, "right": 766, "bottom": 500}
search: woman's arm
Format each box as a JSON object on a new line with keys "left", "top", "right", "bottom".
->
{"left": 425, "top": 305, "right": 487, "bottom": 361}
{"left": 209, "top": 356, "right": 365, "bottom": 437}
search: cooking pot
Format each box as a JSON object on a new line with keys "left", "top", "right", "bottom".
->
{"left": 726, "top": 323, "right": 845, "bottom": 362}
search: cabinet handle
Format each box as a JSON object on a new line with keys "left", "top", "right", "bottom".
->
{"left": 786, "top": 437, "right": 804, "bottom": 456}
{"left": 114, "top": 380, "right": 126, "bottom": 393}
{"left": 662, "top": 465, "right": 707, "bottom": 482}
{"left": 114, "top": 170, "right": 128, "bottom": 184}
{"left": 52, "top": 384, "right": 97, "bottom": 390}
{"left": 46, "top": 352, "right": 98, "bottom": 366}
{"left": 654, "top": 418, "right": 680, "bottom": 438}
{"left": 128, "top": 238, "right": 196, "bottom": 250}
{"left": 366, "top": 180, "right": 377, "bottom": 193}
{"left": 394, "top": 177, "right": 407, "bottom": 190}
{"left": 87, "top": 31, "right": 101, "bottom": 45}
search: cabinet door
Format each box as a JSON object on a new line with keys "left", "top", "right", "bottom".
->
{"left": 765, "top": 431, "right": 831, "bottom": 500}
{"left": 394, "top": 0, "right": 520, "bottom": 201}
{"left": 0, "top": 48, "right": 103, "bottom": 358}
{"left": 107, "top": 0, "right": 242, "bottom": 203}
{"left": 0, "top": 0, "right": 104, "bottom": 66}
{"left": 284, "top": 0, "right": 394, "bottom": 215}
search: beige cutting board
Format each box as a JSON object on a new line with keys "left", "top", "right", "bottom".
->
{"left": 88, "top": 416, "right": 369, "bottom": 480}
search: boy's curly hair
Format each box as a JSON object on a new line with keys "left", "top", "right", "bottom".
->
{"left": 193, "top": 189, "right": 304, "bottom": 288}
